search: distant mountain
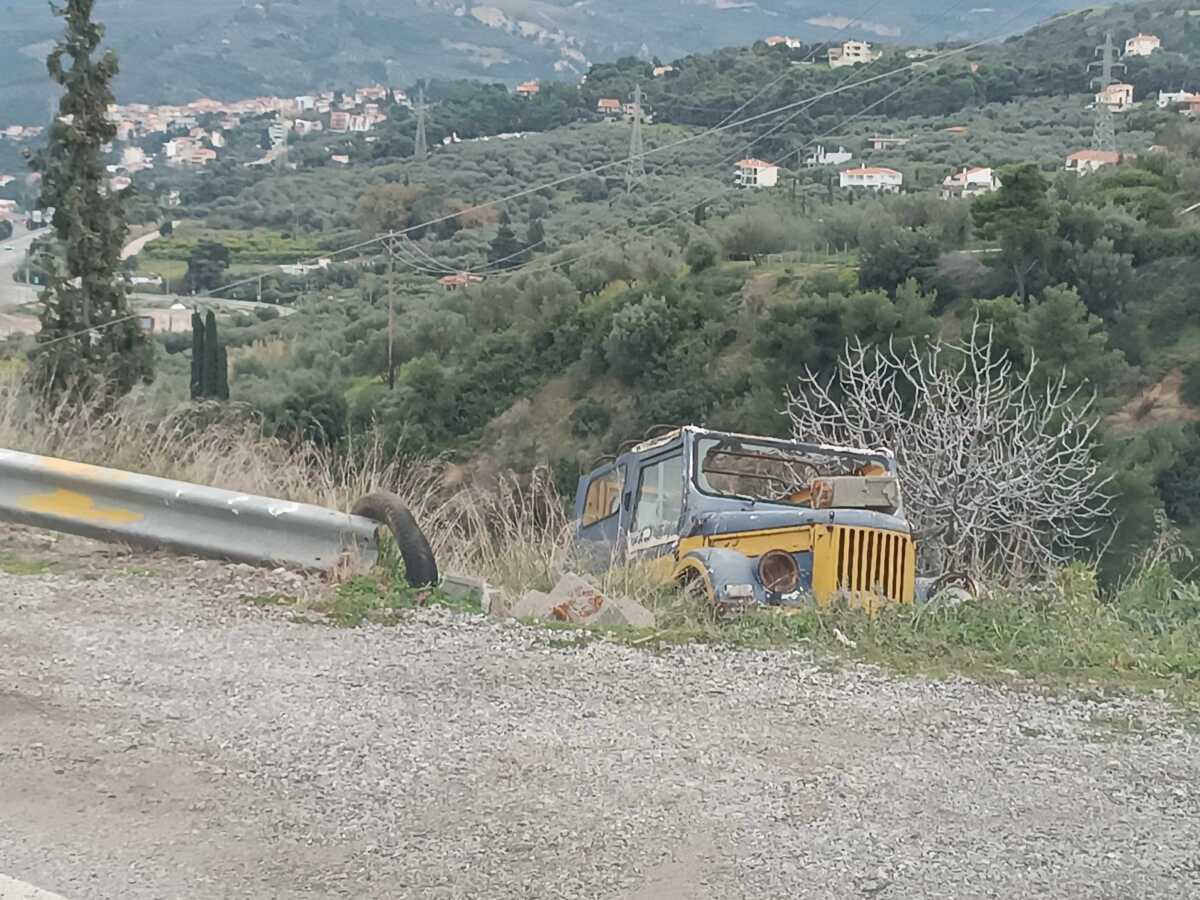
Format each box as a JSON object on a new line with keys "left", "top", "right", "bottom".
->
{"left": 0, "top": 0, "right": 1095, "bottom": 124}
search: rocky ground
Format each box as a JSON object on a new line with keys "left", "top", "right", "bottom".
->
{"left": 1, "top": 529, "right": 1199, "bottom": 899}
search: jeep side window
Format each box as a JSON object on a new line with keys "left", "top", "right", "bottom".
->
{"left": 632, "top": 453, "right": 684, "bottom": 538}
{"left": 581, "top": 467, "right": 624, "bottom": 528}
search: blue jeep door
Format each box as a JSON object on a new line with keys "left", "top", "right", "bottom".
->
{"left": 575, "top": 463, "right": 626, "bottom": 569}
{"left": 626, "top": 448, "right": 685, "bottom": 564}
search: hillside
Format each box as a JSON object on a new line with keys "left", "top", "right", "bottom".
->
{"left": 5, "top": 1, "right": 1200, "bottom": 579}
{"left": 0, "top": 0, "right": 1088, "bottom": 124}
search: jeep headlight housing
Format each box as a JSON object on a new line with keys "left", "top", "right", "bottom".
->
{"left": 758, "top": 550, "right": 800, "bottom": 595}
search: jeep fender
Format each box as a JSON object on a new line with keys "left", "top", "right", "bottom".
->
{"left": 673, "top": 548, "right": 763, "bottom": 604}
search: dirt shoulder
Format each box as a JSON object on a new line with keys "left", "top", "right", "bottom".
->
{"left": 1, "top": 536, "right": 1199, "bottom": 898}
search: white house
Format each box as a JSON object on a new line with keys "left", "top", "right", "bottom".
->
{"left": 1065, "top": 150, "right": 1121, "bottom": 175}
{"left": 735, "top": 158, "right": 780, "bottom": 188}
{"left": 839, "top": 166, "right": 902, "bottom": 192}
{"left": 765, "top": 35, "right": 803, "bottom": 50}
{"left": 1125, "top": 33, "right": 1161, "bottom": 57}
{"left": 805, "top": 145, "right": 853, "bottom": 167}
{"left": 268, "top": 120, "right": 291, "bottom": 147}
{"left": 295, "top": 95, "right": 317, "bottom": 112}
{"left": 121, "top": 146, "right": 146, "bottom": 169}
{"left": 1158, "top": 89, "right": 1200, "bottom": 110}
{"left": 829, "top": 40, "right": 882, "bottom": 69}
{"left": 869, "top": 135, "right": 910, "bottom": 151}
{"left": 1095, "top": 82, "right": 1135, "bottom": 111}
{"left": 941, "top": 166, "right": 1001, "bottom": 199}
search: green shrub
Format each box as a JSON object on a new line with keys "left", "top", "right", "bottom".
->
{"left": 685, "top": 236, "right": 719, "bottom": 272}
{"left": 1182, "top": 361, "right": 1200, "bottom": 408}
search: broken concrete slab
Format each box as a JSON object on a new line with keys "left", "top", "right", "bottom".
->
{"left": 441, "top": 573, "right": 503, "bottom": 614}
{"left": 510, "top": 573, "right": 655, "bottom": 629}
{"left": 509, "top": 588, "right": 556, "bottom": 621}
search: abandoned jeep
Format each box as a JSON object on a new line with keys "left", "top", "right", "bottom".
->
{"left": 573, "top": 426, "right": 916, "bottom": 609}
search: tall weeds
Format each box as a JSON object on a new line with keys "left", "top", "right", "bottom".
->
{"left": 0, "top": 374, "right": 584, "bottom": 593}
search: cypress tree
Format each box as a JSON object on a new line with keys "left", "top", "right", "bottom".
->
{"left": 525, "top": 218, "right": 545, "bottom": 258}
{"left": 189, "top": 310, "right": 204, "bottom": 400}
{"left": 203, "top": 310, "right": 220, "bottom": 399}
{"left": 487, "top": 211, "right": 524, "bottom": 269}
{"left": 216, "top": 345, "right": 230, "bottom": 401}
{"left": 28, "top": 0, "right": 153, "bottom": 403}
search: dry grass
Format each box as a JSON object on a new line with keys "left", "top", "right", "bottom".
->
{"left": 4, "top": 374, "right": 1200, "bottom": 706}
{"left": 0, "top": 373, "right": 608, "bottom": 596}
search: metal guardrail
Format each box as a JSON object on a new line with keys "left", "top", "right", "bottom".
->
{"left": 0, "top": 448, "right": 381, "bottom": 571}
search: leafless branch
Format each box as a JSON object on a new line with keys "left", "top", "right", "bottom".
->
{"left": 783, "top": 320, "right": 1113, "bottom": 580}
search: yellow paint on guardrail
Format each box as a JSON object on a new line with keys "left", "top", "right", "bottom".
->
{"left": 19, "top": 489, "right": 144, "bottom": 525}
{"left": 39, "top": 457, "right": 131, "bottom": 481}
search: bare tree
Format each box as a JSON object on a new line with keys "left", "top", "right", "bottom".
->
{"left": 784, "top": 321, "right": 1112, "bottom": 580}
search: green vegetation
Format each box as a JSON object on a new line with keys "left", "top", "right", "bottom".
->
{"left": 146, "top": 228, "right": 324, "bottom": 267}
{"left": 0, "top": 552, "right": 56, "bottom": 576}
{"left": 6, "top": 6, "right": 1200, "bottom": 595}
{"left": 241, "top": 593, "right": 296, "bottom": 607}
{"left": 0, "top": 0, "right": 1084, "bottom": 125}
{"left": 161, "top": 117, "right": 1200, "bottom": 568}
{"left": 514, "top": 562, "right": 1200, "bottom": 710}
{"left": 322, "top": 576, "right": 479, "bottom": 627}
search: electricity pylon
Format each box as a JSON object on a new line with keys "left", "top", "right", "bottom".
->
{"left": 1089, "top": 32, "right": 1125, "bottom": 152}
{"left": 626, "top": 83, "right": 646, "bottom": 192}
{"left": 414, "top": 86, "right": 428, "bottom": 162}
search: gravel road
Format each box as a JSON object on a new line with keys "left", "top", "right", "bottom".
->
{"left": 2, "top": 557, "right": 1199, "bottom": 899}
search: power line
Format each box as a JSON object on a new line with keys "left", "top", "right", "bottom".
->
{"left": 33, "top": 0, "right": 1041, "bottom": 355}
{"left": 479, "top": 57, "right": 948, "bottom": 287}
{"left": 200, "top": 52, "right": 980, "bottom": 297}
{"left": 451, "top": 0, "right": 1047, "bottom": 285}
{"left": 465, "top": 0, "right": 987, "bottom": 277}
{"left": 201, "top": 0, "right": 1039, "bottom": 297}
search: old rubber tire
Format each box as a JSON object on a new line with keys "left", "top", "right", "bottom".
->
{"left": 351, "top": 492, "right": 439, "bottom": 587}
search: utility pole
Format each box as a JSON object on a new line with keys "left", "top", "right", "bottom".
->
{"left": 1089, "top": 32, "right": 1125, "bottom": 153}
{"left": 626, "top": 83, "right": 646, "bottom": 192}
{"left": 384, "top": 235, "right": 397, "bottom": 390}
{"left": 414, "top": 86, "right": 428, "bottom": 162}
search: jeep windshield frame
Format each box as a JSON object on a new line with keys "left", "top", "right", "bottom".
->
{"left": 692, "top": 433, "right": 897, "bottom": 512}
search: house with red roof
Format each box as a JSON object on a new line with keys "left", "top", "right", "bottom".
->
{"left": 941, "top": 166, "right": 1001, "bottom": 199}
{"left": 1065, "top": 150, "right": 1121, "bottom": 175}
{"left": 839, "top": 166, "right": 903, "bottom": 192}
{"left": 735, "top": 158, "right": 780, "bottom": 188}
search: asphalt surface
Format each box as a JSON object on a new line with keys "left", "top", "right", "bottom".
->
{"left": 0, "top": 224, "right": 291, "bottom": 330}
{"left": 1, "top": 553, "right": 1198, "bottom": 899}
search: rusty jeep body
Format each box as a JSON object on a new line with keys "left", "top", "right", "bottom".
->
{"left": 573, "top": 426, "right": 916, "bottom": 609}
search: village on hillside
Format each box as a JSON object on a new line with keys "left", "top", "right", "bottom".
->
{"left": 1, "top": 27, "right": 1196, "bottom": 228}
